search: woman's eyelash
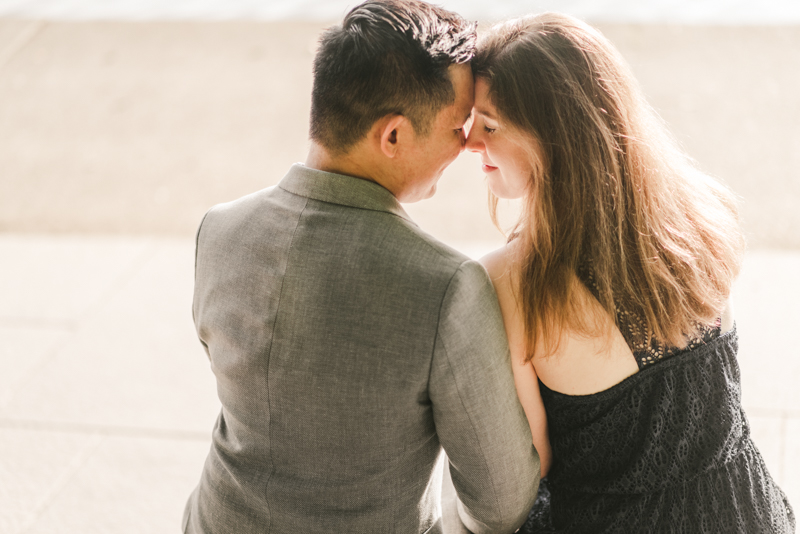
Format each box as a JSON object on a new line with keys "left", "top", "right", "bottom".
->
{"left": 484, "top": 126, "right": 496, "bottom": 134}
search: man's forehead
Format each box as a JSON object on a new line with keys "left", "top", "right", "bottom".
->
{"left": 448, "top": 63, "right": 474, "bottom": 92}
{"left": 448, "top": 64, "right": 475, "bottom": 111}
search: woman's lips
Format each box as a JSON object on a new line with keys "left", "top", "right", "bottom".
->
{"left": 482, "top": 164, "right": 498, "bottom": 173}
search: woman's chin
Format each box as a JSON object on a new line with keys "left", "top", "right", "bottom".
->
{"left": 487, "top": 181, "right": 525, "bottom": 200}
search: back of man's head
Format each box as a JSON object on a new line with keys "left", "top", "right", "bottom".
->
{"left": 310, "top": 0, "right": 476, "bottom": 155}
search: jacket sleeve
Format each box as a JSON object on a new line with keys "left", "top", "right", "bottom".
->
{"left": 429, "top": 260, "right": 540, "bottom": 534}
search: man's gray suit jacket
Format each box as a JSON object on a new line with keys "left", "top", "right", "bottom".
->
{"left": 183, "top": 164, "right": 540, "bottom": 534}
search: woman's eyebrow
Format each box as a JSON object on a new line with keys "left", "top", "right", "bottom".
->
{"left": 475, "top": 107, "right": 497, "bottom": 120}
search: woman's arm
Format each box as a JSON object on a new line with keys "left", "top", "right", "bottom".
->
{"left": 481, "top": 246, "right": 552, "bottom": 478}
{"left": 509, "top": 350, "right": 552, "bottom": 478}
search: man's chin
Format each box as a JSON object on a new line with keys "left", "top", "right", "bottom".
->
{"left": 424, "top": 184, "right": 437, "bottom": 200}
{"left": 399, "top": 183, "right": 437, "bottom": 204}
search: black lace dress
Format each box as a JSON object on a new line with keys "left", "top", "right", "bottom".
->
{"left": 519, "top": 323, "right": 796, "bottom": 533}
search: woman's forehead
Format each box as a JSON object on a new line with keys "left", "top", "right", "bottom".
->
{"left": 473, "top": 78, "right": 498, "bottom": 119}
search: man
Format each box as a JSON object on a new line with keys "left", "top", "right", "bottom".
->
{"left": 182, "top": 1, "right": 540, "bottom": 532}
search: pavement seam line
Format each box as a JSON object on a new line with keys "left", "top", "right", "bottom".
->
{"left": 0, "top": 20, "right": 45, "bottom": 73}
{"left": 0, "top": 316, "right": 77, "bottom": 329}
{"left": 15, "top": 432, "right": 104, "bottom": 534}
{"left": 0, "top": 417, "right": 210, "bottom": 441}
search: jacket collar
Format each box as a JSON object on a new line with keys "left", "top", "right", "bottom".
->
{"left": 278, "top": 164, "right": 414, "bottom": 224}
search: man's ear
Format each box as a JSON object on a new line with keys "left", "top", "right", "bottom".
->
{"left": 378, "top": 114, "right": 409, "bottom": 158}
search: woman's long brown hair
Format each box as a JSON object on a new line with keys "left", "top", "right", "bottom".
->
{"left": 473, "top": 13, "right": 745, "bottom": 360}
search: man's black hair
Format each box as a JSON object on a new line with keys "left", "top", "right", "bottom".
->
{"left": 309, "top": 0, "right": 476, "bottom": 154}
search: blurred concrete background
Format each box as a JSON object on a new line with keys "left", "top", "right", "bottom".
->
{"left": 1, "top": 20, "right": 799, "bottom": 247}
{"left": 1, "top": 1, "right": 799, "bottom": 532}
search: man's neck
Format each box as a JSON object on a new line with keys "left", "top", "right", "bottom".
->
{"left": 304, "top": 142, "right": 408, "bottom": 201}
{"left": 304, "top": 142, "right": 373, "bottom": 183}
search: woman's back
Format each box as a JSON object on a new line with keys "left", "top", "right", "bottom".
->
{"left": 532, "top": 270, "right": 735, "bottom": 397}
{"left": 522, "top": 324, "right": 795, "bottom": 533}
{"left": 531, "top": 273, "right": 638, "bottom": 396}
{"left": 513, "top": 266, "right": 795, "bottom": 532}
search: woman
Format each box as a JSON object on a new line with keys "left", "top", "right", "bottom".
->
{"left": 465, "top": 13, "right": 795, "bottom": 533}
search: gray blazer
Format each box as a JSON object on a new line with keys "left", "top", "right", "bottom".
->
{"left": 183, "top": 164, "right": 540, "bottom": 534}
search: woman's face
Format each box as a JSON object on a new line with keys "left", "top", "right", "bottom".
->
{"left": 465, "top": 78, "right": 535, "bottom": 200}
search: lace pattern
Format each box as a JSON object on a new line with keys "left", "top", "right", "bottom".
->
{"left": 578, "top": 265, "right": 720, "bottom": 369}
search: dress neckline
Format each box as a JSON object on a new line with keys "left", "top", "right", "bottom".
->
{"left": 537, "top": 324, "right": 737, "bottom": 403}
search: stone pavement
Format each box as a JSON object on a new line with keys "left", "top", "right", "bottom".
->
{"left": 0, "top": 236, "right": 217, "bottom": 533}
{"left": 1, "top": 236, "right": 798, "bottom": 533}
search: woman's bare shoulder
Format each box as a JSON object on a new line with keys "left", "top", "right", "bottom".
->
{"left": 479, "top": 241, "right": 521, "bottom": 285}
{"left": 479, "top": 246, "right": 508, "bottom": 278}
{"left": 479, "top": 243, "right": 528, "bottom": 357}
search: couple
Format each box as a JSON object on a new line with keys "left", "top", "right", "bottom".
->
{"left": 183, "top": 1, "right": 795, "bottom": 532}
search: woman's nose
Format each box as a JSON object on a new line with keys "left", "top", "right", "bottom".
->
{"left": 464, "top": 130, "right": 484, "bottom": 153}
